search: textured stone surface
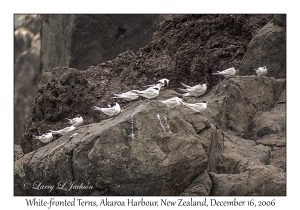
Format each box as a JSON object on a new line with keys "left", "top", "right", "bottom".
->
{"left": 239, "top": 16, "right": 286, "bottom": 78}
{"left": 15, "top": 101, "right": 208, "bottom": 196}
{"left": 14, "top": 15, "right": 42, "bottom": 143}
{"left": 14, "top": 145, "right": 24, "bottom": 161}
{"left": 15, "top": 14, "right": 286, "bottom": 196}
{"left": 41, "top": 14, "right": 170, "bottom": 72}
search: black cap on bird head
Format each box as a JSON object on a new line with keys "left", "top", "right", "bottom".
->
{"left": 202, "top": 101, "right": 209, "bottom": 104}
{"left": 163, "top": 80, "right": 168, "bottom": 87}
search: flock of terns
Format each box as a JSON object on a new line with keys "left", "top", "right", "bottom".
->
{"left": 33, "top": 66, "right": 267, "bottom": 144}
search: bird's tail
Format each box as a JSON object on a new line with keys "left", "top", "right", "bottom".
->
{"left": 92, "top": 106, "right": 102, "bottom": 111}
{"left": 180, "top": 82, "right": 191, "bottom": 88}
{"left": 112, "top": 93, "right": 122, "bottom": 97}
{"left": 49, "top": 130, "right": 59, "bottom": 134}
{"left": 211, "top": 72, "right": 220, "bottom": 75}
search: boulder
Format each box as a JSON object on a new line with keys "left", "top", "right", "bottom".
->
{"left": 14, "top": 15, "right": 42, "bottom": 143}
{"left": 14, "top": 145, "right": 24, "bottom": 161}
{"left": 14, "top": 33, "right": 42, "bottom": 143}
{"left": 14, "top": 27, "right": 34, "bottom": 62}
{"left": 14, "top": 15, "right": 42, "bottom": 35}
{"left": 239, "top": 16, "right": 286, "bottom": 78}
{"left": 15, "top": 14, "right": 285, "bottom": 196}
{"left": 180, "top": 171, "right": 212, "bottom": 196}
{"left": 41, "top": 14, "right": 170, "bottom": 72}
{"left": 210, "top": 165, "right": 286, "bottom": 196}
{"left": 14, "top": 101, "right": 208, "bottom": 196}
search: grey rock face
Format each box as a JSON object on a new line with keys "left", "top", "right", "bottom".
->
{"left": 14, "top": 145, "right": 24, "bottom": 161}
{"left": 41, "top": 14, "right": 169, "bottom": 72}
{"left": 239, "top": 16, "right": 286, "bottom": 78}
{"left": 15, "top": 15, "right": 285, "bottom": 196}
{"left": 15, "top": 75, "right": 286, "bottom": 196}
{"left": 15, "top": 100, "right": 208, "bottom": 196}
{"left": 14, "top": 15, "right": 42, "bottom": 143}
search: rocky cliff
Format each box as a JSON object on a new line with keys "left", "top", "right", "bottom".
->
{"left": 14, "top": 15, "right": 42, "bottom": 143}
{"left": 15, "top": 14, "right": 285, "bottom": 196}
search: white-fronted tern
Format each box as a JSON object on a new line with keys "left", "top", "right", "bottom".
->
{"left": 180, "top": 101, "right": 209, "bottom": 112}
{"left": 132, "top": 87, "right": 160, "bottom": 99}
{"left": 50, "top": 125, "right": 76, "bottom": 136}
{"left": 65, "top": 115, "right": 83, "bottom": 127}
{"left": 92, "top": 102, "right": 121, "bottom": 116}
{"left": 33, "top": 132, "right": 53, "bottom": 143}
{"left": 159, "top": 97, "right": 183, "bottom": 108}
{"left": 179, "top": 83, "right": 207, "bottom": 97}
{"left": 212, "top": 67, "right": 236, "bottom": 78}
{"left": 254, "top": 66, "right": 267, "bottom": 76}
{"left": 112, "top": 90, "right": 139, "bottom": 101}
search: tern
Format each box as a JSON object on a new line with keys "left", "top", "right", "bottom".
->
{"left": 92, "top": 102, "right": 121, "bottom": 116}
{"left": 65, "top": 115, "right": 83, "bottom": 127}
{"left": 180, "top": 101, "right": 209, "bottom": 113}
{"left": 212, "top": 67, "right": 236, "bottom": 78}
{"left": 254, "top": 66, "right": 267, "bottom": 76}
{"left": 179, "top": 83, "right": 207, "bottom": 97}
{"left": 33, "top": 132, "right": 53, "bottom": 143}
{"left": 131, "top": 87, "right": 160, "bottom": 99}
{"left": 112, "top": 90, "right": 139, "bottom": 101}
{"left": 50, "top": 125, "right": 76, "bottom": 136}
{"left": 159, "top": 97, "right": 183, "bottom": 108}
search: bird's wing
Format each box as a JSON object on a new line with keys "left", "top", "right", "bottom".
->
{"left": 180, "top": 82, "right": 192, "bottom": 88}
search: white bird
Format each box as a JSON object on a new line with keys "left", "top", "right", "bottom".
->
{"left": 144, "top": 78, "right": 170, "bottom": 89}
{"left": 254, "top": 66, "right": 267, "bottom": 76}
{"left": 65, "top": 115, "right": 83, "bottom": 127}
{"left": 159, "top": 97, "right": 183, "bottom": 108}
{"left": 50, "top": 125, "right": 76, "bottom": 136}
{"left": 131, "top": 87, "right": 160, "bottom": 99}
{"left": 92, "top": 102, "right": 121, "bottom": 116}
{"left": 178, "top": 83, "right": 207, "bottom": 97}
{"left": 212, "top": 67, "right": 236, "bottom": 78}
{"left": 158, "top": 78, "right": 170, "bottom": 88}
{"left": 112, "top": 90, "right": 139, "bottom": 101}
{"left": 33, "top": 132, "right": 53, "bottom": 143}
{"left": 180, "top": 101, "right": 209, "bottom": 113}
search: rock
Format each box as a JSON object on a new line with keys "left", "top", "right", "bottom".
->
{"left": 14, "top": 101, "right": 208, "bottom": 196}
{"left": 210, "top": 165, "right": 286, "bottom": 196}
{"left": 41, "top": 14, "right": 170, "bottom": 72}
{"left": 14, "top": 32, "right": 42, "bottom": 143}
{"left": 14, "top": 145, "right": 24, "bottom": 161}
{"left": 268, "top": 147, "right": 286, "bottom": 171}
{"left": 272, "top": 14, "right": 286, "bottom": 27}
{"left": 239, "top": 17, "right": 286, "bottom": 78}
{"left": 16, "top": 14, "right": 285, "bottom": 196}
{"left": 14, "top": 15, "right": 42, "bottom": 35}
{"left": 14, "top": 15, "right": 42, "bottom": 143}
{"left": 180, "top": 171, "right": 212, "bottom": 196}
{"left": 249, "top": 103, "right": 286, "bottom": 139}
{"left": 18, "top": 67, "right": 98, "bottom": 153}
{"left": 14, "top": 27, "right": 34, "bottom": 62}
